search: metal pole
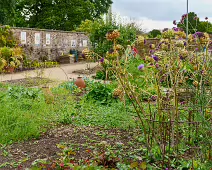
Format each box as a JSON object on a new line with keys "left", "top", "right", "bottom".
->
{"left": 186, "top": 0, "right": 189, "bottom": 40}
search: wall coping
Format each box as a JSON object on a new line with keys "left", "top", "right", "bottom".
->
{"left": 1, "top": 25, "right": 87, "bottom": 34}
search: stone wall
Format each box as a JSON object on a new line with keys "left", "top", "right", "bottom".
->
{"left": 136, "top": 37, "right": 212, "bottom": 57}
{"left": 11, "top": 27, "right": 90, "bottom": 61}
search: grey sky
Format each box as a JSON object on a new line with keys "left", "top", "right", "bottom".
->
{"left": 112, "top": 0, "right": 212, "bottom": 31}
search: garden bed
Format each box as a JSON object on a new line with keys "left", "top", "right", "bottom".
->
{"left": 0, "top": 125, "right": 141, "bottom": 169}
{"left": 72, "top": 65, "right": 103, "bottom": 75}
{"left": 3, "top": 77, "right": 54, "bottom": 87}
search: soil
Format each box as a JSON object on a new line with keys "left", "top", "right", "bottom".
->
{"left": 72, "top": 65, "right": 103, "bottom": 75}
{"left": 0, "top": 125, "right": 141, "bottom": 169}
{"left": 2, "top": 77, "right": 54, "bottom": 87}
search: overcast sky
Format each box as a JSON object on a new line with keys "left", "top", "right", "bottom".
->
{"left": 112, "top": 0, "right": 212, "bottom": 32}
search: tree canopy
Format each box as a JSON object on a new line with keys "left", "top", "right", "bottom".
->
{"left": 177, "top": 12, "right": 212, "bottom": 34}
{"left": 148, "top": 29, "right": 161, "bottom": 38}
{"left": 0, "top": 0, "right": 113, "bottom": 31}
{"left": 0, "top": 0, "right": 16, "bottom": 25}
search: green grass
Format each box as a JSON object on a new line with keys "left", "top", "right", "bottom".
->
{"left": 0, "top": 84, "right": 75, "bottom": 144}
{"left": 72, "top": 99, "right": 137, "bottom": 129}
{"left": 0, "top": 82, "right": 137, "bottom": 144}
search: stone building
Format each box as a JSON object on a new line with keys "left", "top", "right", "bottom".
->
{"left": 11, "top": 27, "right": 90, "bottom": 61}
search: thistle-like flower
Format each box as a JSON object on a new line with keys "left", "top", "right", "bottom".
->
{"left": 193, "top": 16, "right": 198, "bottom": 20}
{"left": 149, "top": 44, "right": 155, "bottom": 49}
{"left": 138, "top": 64, "right": 144, "bottom": 70}
{"left": 194, "top": 32, "right": 204, "bottom": 38}
{"left": 106, "top": 30, "right": 120, "bottom": 41}
{"left": 151, "top": 55, "right": 159, "bottom": 62}
{"left": 100, "top": 57, "right": 104, "bottom": 63}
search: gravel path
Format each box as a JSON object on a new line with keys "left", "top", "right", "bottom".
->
{"left": 0, "top": 62, "right": 98, "bottom": 82}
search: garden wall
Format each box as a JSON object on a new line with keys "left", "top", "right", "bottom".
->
{"left": 11, "top": 27, "right": 90, "bottom": 61}
{"left": 136, "top": 37, "right": 212, "bottom": 57}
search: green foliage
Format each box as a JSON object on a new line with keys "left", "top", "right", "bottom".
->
{"left": 0, "top": 81, "right": 137, "bottom": 144}
{"left": 86, "top": 82, "right": 115, "bottom": 104}
{"left": 95, "top": 70, "right": 106, "bottom": 80}
{"left": 148, "top": 29, "right": 161, "bottom": 38}
{"left": 0, "top": 86, "right": 77, "bottom": 144}
{"left": 0, "top": 89, "right": 50, "bottom": 144}
{"left": 0, "top": 26, "right": 17, "bottom": 48}
{"left": 0, "top": 46, "right": 12, "bottom": 60}
{"left": 7, "top": 86, "right": 41, "bottom": 99}
{"left": 11, "top": 0, "right": 112, "bottom": 31}
{"left": 0, "top": 26, "right": 22, "bottom": 72}
{"left": 0, "top": 0, "right": 16, "bottom": 25}
{"left": 177, "top": 12, "right": 212, "bottom": 34}
{"left": 0, "top": 46, "right": 23, "bottom": 71}
{"left": 76, "top": 19, "right": 138, "bottom": 56}
{"left": 108, "top": 26, "right": 212, "bottom": 169}
{"left": 58, "top": 81, "right": 81, "bottom": 95}
{"left": 73, "top": 99, "right": 136, "bottom": 129}
{"left": 197, "top": 21, "right": 212, "bottom": 34}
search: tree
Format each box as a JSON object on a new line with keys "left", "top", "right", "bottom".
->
{"left": 0, "top": 0, "right": 17, "bottom": 25}
{"left": 149, "top": 29, "right": 161, "bottom": 38}
{"left": 197, "top": 21, "right": 212, "bottom": 34}
{"left": 176, "top": 12, "right": 212, "bottom": 34}
{"left": 76, "top": 19, "right": 138, "bottom": 56}
{"left": 15, "top": 0, "right": 112, "bottom": 31}
{"left": 177, "top": 12, "right": 200, "bottom": 34}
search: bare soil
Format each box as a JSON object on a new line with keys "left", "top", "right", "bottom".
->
{"left": 2, "top": 77, "right": 54, "bottom": 87}
{"left": 72, "top": 65, "right": 103, "bottom": 75}
{"left": 0, "top": 125, "right": 141, "bottom": 169}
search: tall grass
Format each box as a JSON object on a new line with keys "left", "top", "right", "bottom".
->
{"left": 0, "top": 85, "right": 76, "bottom": 144}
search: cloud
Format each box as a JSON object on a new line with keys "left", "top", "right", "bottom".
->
{"left": 112, "top": 0, "right": 212, "bottom": 31}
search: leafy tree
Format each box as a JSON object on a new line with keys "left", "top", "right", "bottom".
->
{"left": 176, "top": 12, "right": 212, "bottom": 34}
{"left": 197, "top": 21, "right": 212, "bottom": 34}
{"left": 0, "top": 0, "right": 17, "bottom": 25}
{"left": 177, "top": 12, "right": 199, "bottom": 34}
{"left": 15, "top": 0, "right": 112, "bottom": 31}
{"left": 148, "top": 29, "right": 161, "bottom": 38}
{"left": 76, "top": 19, "right": 138, "bottom": 56}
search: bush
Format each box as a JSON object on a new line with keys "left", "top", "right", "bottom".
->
{"left": 86, "top": 82, "right": 115, "bottom": 105}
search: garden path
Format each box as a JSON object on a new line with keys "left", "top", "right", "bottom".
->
{"left": 0, "top": 62, "right": 98, "bottom": 82}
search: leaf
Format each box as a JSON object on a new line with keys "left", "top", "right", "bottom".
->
{"left": 56, "top": 144, "right": 66, "bottom": 149}
{"left": 140, "top": 162, "right": 147, "bottom": 170}
{"left": 68, "top": 150, "right": 76, "bottom": 156}
{"left": 130, "top": 162, "right": 138, "bottom": 168}
{"left": 193, "top": 160, "right": 198, "bottom": 168}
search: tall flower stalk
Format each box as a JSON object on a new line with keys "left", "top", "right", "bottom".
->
{"left": 106, "top": 28, "right": 211, "bottom": 168}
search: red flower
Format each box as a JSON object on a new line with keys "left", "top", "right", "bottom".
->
{"left": 60, "top": 163, "right": 64, "bottom": 167}
{"left": 132, "top": 47, "right": 138, "bottom": 56}
{"left": 86, "top": 149, "right": 92, "bottom": 153}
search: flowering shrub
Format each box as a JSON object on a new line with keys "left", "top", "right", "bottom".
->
{"left": 107, "top": 27, "right": 211, "bottom": 169}
{"left": 0, "top": 26, "right": 17, "bottom": 48}
{"left": 0, "top": 26, "right": 24, "bottom": 72}
{"left": 0, "top": 46, "right": 23, "bottom": 72}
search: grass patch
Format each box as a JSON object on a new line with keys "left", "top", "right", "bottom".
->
{"left": 0, "top": 85, "right": 76, "bottom": 144}
{"left": 0, "top": 82, "right": 137, "bottom": 144}
{"left": 72, "top": 99, "right": 137, "bottom": 129}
